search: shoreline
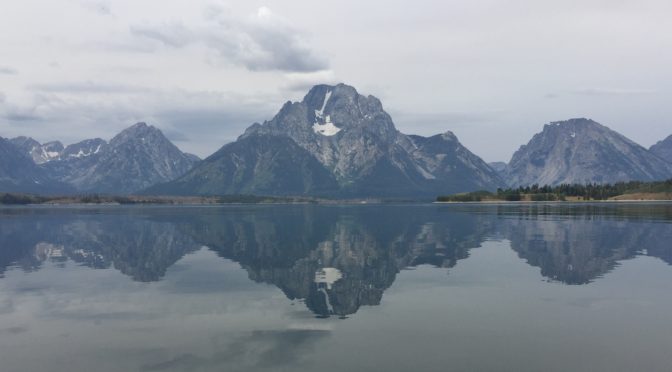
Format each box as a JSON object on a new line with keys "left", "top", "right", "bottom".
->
{"left": 1, "top": 199, "right": 671, "bottom": 207}
{"left": 434, "top": 199, "right": 672, "bottom": 204}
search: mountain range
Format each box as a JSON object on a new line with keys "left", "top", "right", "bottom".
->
{"left": 0, "top": 137, "right": 73, "bottom": 194}
{"left": 147, "top": 84, "right": 504, "bottom": 198}
{"left": 1, "top": 84, "right": 672, "bottom": 197}
{"left": 2, "top": 122, "right": 199, "bottom": 195}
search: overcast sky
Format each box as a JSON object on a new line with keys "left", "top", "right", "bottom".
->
{"left": 1, "top": 0, "right": 671, "bottom": 161}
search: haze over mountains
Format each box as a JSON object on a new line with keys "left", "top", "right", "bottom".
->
{"left": 1, "top": 84, "right": 672, "bottom": 197}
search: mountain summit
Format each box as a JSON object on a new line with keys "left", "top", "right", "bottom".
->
{"left": 148, "top": 84, "right": 504, "bottom": 198}
{"left": 504, "top": 118, "right": 672, "bottom": 186}
{"left": 43, "top": 122, "right": 199, "bottom": 194}
{"left": 650, "top": 134, "right": 672, "bottom": 164}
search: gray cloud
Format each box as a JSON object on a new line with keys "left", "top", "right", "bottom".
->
{"left": 4, "top": 112, "right": 42, "bottom": 122}
{"left": 0, "top": 326, "right": 28, "bottom": 335}
{"left": 131, "top": 7, "right": 329, "bottom": 73}
{"left": 130, "top": 22, "right": 192, "bottom": 48}
{"left": 29, "top": 81, "right": 151, "bottom": 94}
{"left": 81, "top": 1, "right": 112, "bottom": 16}
{"left": 282, "top": 70, "right": 338, "bottom": 92}
{"left": 141, "top": 329, "right": 330, "bottom": 371}
{"left": 1, "top": 99, "right": 43, "bottom": 122}
{"left": 570, "top": 88, "right": 657, "bottom": 96}
{"left": 0, "top": 66, "right": 18, "bottom": 75}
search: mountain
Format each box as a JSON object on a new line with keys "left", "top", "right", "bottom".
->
{"left": 0, "top": 137, "right": 72, "bottom": 194}
{"left": 504, "top": 118, "right": 672, "bottom": 187}
{"left": 650, "top": 135, "right": 672, "bottom": 163}
{"left": 146, "top": 134, "right": 339, "bottom": 196}
{"left": 9, "top": 136, "right": 64, "bottom": 164}
{"left": 60, "top": 138, "right": 107, "bottom": 160}
{"left": 148, "top": 84, "right": 504, "bottom": 198}
{"left": 488, "top": 161, "right": 506, "bottom": 174}
{"left": 43, "top": 123, "right": 199, "bottom": 194}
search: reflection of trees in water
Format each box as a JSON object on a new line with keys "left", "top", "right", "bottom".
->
{"left": 0, "top": 205, "right": 671, "bottom": 316}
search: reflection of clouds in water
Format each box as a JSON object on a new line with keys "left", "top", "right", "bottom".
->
{"left": 0, "top": 298, "right": 14, "bottom": 314}
{"left": 46, "top": 309, "right": 159, "bottom": 322}
{"left": 0, "top": 326, "right": 27, "bottom": 335}
{"left": 141, "top": 330, "right": 330, "bottom": 372}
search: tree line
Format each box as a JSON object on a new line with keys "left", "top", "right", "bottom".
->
{"left": 437, "top": 179, "right": 672, "bottom": 202}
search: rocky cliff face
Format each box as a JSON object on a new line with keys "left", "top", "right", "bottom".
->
{"left": 43, "top": 123, "right": 199, "bottom": 194}
{"left": 504, "top": 118, "right": 672, "bottom": 186}
{"left": 60, "top": 138, "right": 108, "bottom": 160}
{"left": 151, "top": 84, "right": 504, "bottom": 198}
{"left": 9, "top": 136, "right": 64, "bottom": 164}
{"left": 650, "top": 134, "right": 672, "bottom": 164}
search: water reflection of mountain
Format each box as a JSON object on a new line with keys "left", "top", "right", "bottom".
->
{"left": 172, "top": 207, "right": 490, "bottom": 317}
{"left": 0, "top": 205, "right": 671, "bottom": 316}
{"left": 491, "top": 204, "right": 672, "bottom": 284}
{"left": 0, "top": 210, "right": 200, "bottom": 281}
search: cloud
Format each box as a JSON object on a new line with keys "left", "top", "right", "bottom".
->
{"left": 29, "top": 81, "right": 151, "bottom": 94}
{"left": 81, "top": 1, "right": 112, "bottom": 16}
{"left": 0, "top": 66, "right": 18, "bottom": 75}
{"left": 131, "top": 6, "right": 329, "bottom": 73}
{"left": 283, "top": 70, "right": 338, "bottom": 91}
{"left": 140, "top": 329, "right": 330, "bottom": 371}
{"left": 130, "top": 22, "right": 193, "bottom": 48}
{"left": 571, "top": 88, "right": 657, "bottom": 96}
{"left": 0, "top": 97, "right": 44, "bottom": 122}
{"left": 3, "top": 112, "right": 42, "bottom": 122}
{"left": 0, "top": 326, "right": 28, "bottom": 335}
{"left": 547, "top": 88, "right": 658, "bottom": 98}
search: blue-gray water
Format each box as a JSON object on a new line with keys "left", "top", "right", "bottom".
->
{"left": 0, "top": 203, "right": 671, "bottom": 372}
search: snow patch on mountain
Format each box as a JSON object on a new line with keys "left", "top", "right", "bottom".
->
{"left": 312, "top": 90, "right": 342, "bottom": 136}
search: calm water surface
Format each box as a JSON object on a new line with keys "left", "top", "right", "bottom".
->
{"left": 0, "top": 203, "right": 671, "bottom": 372}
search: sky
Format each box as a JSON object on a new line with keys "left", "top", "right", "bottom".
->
{"left": 1, "top": 0, "right": 671, "bottom": 162}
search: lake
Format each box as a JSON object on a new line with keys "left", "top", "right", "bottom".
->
{"left": 0, "top": 203, "right": 671, "bottom": 372}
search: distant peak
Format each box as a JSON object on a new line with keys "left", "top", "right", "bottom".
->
{"left": 130, "top": 122, "right": 150, "bottom": 129}
{"left": 548, "top": 118, "right": 598, "bottom": 126}
{"left": 9, "top": 136, "right": 40, "bottom": 146}
{"left": 110, "top": 122, "right": 167, "bottom": 146}
{"left": 303, "top": 83, "right": 359, "bottom": 106}
{"left": 544, "top": 118, "right": 607, "bottom": 134}
{"left": 440, "top": 131, "right": 457, "bottom": 140}
{"left": 120, "top": 122, "right": 161, "bottom": 135}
